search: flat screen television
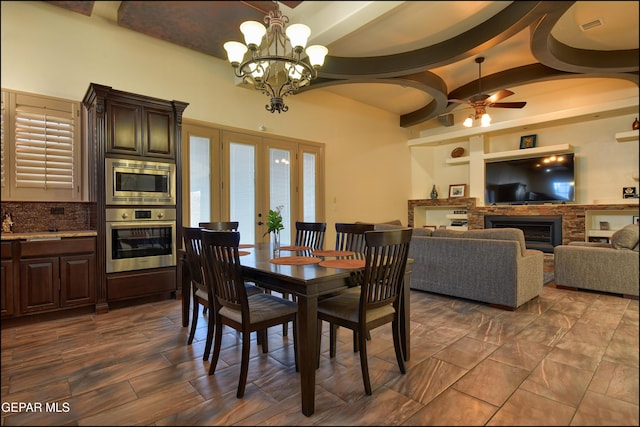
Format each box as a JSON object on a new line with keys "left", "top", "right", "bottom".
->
{"left": 485, "top": 153, "right": 575, "bottom": 204}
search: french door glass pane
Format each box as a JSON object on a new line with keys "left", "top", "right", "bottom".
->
{"left": 189, "top": 135, "right": 210, "bottom": 226}
{"left": 229, "top": 142, "right": 256, "bottom": 243}
{"left": 302, "top": 152, "right": 317, "bottom": 222}
{"left": 269, "top": 148, "right": 292, "bottom": 245}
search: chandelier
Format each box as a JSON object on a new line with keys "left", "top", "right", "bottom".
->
{"left": 463, "top": 107, "right": 491, "bottom": 128}
{"left": 223, "top": 1, "right": 328, "bottom": 113}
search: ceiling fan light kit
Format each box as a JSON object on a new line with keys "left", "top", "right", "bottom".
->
{"left": 453, "top": 56, "right": 526, "bottom": 128}
{"left": 223, "top": 1, "right": 328, "bottom": 113}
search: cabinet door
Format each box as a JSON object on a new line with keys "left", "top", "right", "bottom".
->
{"left": 106, "top": 99, "right": 143, "bottom": 155}
{"left": 20, "top": 257, "right": 59, "bottom": 313}
{"left": 1, "top": 259, "right": 14, "bottom": 316}
{"left": 60, "top": 254, "right": 96, "bottom": 307}
{"left": 144, "top": 106, "right": 174, "bottom": 159}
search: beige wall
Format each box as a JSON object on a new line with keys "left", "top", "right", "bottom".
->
{"left": 1, "top": 1, "right": 413, "bottom": 243}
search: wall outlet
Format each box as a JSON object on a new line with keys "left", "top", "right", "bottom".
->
{"left": 50, "top": 207, "right": 64, "bottom": 215}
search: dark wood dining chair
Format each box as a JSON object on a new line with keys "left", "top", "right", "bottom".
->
{"left": 294, "top": 221, "right": 326, "bottom": 250}
{"left": 183, "top": 225, "right": 263, "bottom": 360}
{"left": 199, "top": 221, "right": 239, "bottom": 231}
{"left": 316, "top": 228, "right": 412, "bottom": 395}
{"left": 182, "top": 226, "right": 215, "bottom": 361}
{"left": 200, "top": 230, "right": 298, "bottom": 398}
{"left": 331, "top": 222, "right": 375, "bottom": 354}
{"left": 280, "top": 220, "right": 327, "bottom": 336}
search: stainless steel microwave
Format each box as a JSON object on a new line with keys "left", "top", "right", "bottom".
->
{"left": 106, "top": 158, "right": 176, "bottom": 205}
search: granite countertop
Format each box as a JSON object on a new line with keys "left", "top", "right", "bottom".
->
{"left": 1, "top": 230, "right": 98, "bottom": 241}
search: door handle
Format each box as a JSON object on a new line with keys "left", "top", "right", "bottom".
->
{"left": 257, "top": 221, "right": 264, "bottom": 225}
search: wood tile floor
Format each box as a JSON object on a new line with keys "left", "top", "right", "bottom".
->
{"left": 1, "top": 279, "right": 638, "bottom": 426}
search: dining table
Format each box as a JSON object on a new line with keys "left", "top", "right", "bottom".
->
{"left": 180, "top": 242, "right": 412, "bottom": 417}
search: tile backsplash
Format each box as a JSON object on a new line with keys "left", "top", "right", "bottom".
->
{"left": 0, "top": 201, "right": 96, "bottom": 233}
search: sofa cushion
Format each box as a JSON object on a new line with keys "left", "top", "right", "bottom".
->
{"left": 611, "top": 223, "right": 639, "bottom": 251}
{"left": 432, "top": 227, "right": 527, "bottom": 256}
{"left": 412, "top": 227, "right": 432, "bottom": 237}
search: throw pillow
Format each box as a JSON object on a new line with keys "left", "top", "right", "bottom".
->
{"left": 412, "top": 227, "right": 432, "bottom": 236}
{"left": 611, "top": 223, "right": 639, "bottom": 250}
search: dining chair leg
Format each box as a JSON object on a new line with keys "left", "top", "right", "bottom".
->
{"left": 358, "top": 327, "right": 372, "bottom": 395}
{"left": 329, "top": 323, "right": 338, "bottom": 358}
{"left": 203, "top": 315, "right": 214, "bottom": 361}
{"left": 392, "top": 319, "right": 406, "bottom": 374}
{"left": 187, "top": 298, "right": 199, "bottom": 345}
{"left": 316, "top": 319, "right": 323, "bottom": 369}
{"left": 293, "top": 316, "right": 299, "bottom": 372}
{"left": 208, "top": 315, "right": 224, "bottom": 375}
{"left": 237, "top": 331, "right": 251, "bottom": 398}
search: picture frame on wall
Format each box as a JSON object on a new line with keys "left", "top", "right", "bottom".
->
{"left": 519, "top": 134, "right": 537, "bottom": 149}
{"left": 449, "top": 184, "right": 466, "bottom": 198}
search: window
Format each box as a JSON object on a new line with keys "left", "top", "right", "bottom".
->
{"left": 1, "top": 89, "right": 82, "bottom": 201}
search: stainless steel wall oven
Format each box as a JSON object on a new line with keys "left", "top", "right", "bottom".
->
{"left": 106, "top": 208, "right": 176, "bottom": 273}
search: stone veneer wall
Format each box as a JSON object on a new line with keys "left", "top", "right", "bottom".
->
{"left": 408, "top": 198, "right": 638, "bottom": 245}
{"left": 0, "top": 201, "right": 96, "bottom": 233}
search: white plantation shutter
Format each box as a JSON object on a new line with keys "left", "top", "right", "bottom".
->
{"left": 1, "top": 91, "right": 6, "bottom": 189}
{"left": 14, "top": 94, "right": 75, "bottom": 189}
{"left": 2, "top": 90, "right": 81, "bottom": 200}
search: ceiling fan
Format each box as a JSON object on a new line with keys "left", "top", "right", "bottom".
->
{"left": 449, "top": 56, "right": 526, "bottom": 126}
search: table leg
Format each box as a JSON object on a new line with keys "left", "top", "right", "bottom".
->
{"left": 296, "top": 295, "right": 318, "bottom": 416}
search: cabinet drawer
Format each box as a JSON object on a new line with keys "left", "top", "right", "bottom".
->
{"left": 1, "top": 242, "right": 12, "bottom": 259}
{"left": 20, "top": 238, "right": 96, "bottom": 257}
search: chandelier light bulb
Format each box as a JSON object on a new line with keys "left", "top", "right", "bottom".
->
{"left": 285, "top": 23, "right": 311, "bottom": 51}
{"left": 223, "top": 41, "right": 248, "bottom": 65}
{"left": 306, "top": 45, "right": 328, "bottom": 67}
{"left": 463, "top": 116, "right": 473, "bottom": 127}
{"left": 240, "top": 21, "right": 266, "bottom": 48}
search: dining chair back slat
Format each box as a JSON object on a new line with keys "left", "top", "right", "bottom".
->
{"left": 295, "top": 221, "right": 326, "bottom": 250}
{"left": 335, "top": 222, "right": 374, "bottom": 253}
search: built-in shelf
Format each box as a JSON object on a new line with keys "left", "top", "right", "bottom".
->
{"left": 483, "top": 143, "right": 573, "bottom": 162}
{"left": 587, "top": 229, "right": 615, "bottom": 238}
{"left": 445, "top": 156, "right": 470, "bottom": 165}
{"left": 615, "top": 130, "right": 639, "bottom": 143}
{"left": 445, "top": 213, "right": 468, "bottom": 220}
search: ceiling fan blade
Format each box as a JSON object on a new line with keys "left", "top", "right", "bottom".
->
{"left": 486, "top": 89, "right": 515, "bottom": 104}
{"left": 447, "top": 99, "right": 468, "bottom": 104}
{"left": 490, "top": 101, "right": 527, "bottom": 109}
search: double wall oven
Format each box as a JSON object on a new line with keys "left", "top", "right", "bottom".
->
{"left": 105, "top": 158, "right": 177, "bottom": 274}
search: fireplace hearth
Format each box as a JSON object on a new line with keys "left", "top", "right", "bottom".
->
{"left": 484, "top": 215, "right": 562, "bottom": 253}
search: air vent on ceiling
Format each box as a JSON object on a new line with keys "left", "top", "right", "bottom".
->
{"left": 579, "top": 18, "right": 604, "bottom": 31}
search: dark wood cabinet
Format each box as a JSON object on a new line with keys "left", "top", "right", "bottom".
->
{"left": 19, "top": 238, "right": 96, "bottom": 314}
{"left": 106, "top": 98, "right": 175, "bottom": 159}
{"left": 83, "top": 83, "right": 188, "bottom": 312}
{"left": 1, "top": 242, "right": 14, "bottom": 317}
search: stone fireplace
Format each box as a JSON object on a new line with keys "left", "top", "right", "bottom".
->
{"left": 484, "top": 215, "right": 562, "bottom": 253}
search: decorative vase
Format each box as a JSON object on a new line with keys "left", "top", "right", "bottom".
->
{"left": 633, "top": 117, "right": 639, "bottom": 130}
{"left": 430, "top": 184, "right": 438, "bottom": 199}
{"left": 272, "top": 229, "right": 281, "bottom": 255}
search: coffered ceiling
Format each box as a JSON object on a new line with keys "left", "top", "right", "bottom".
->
{"left": 45, "top": 1, "right": 638, "bottom": 129}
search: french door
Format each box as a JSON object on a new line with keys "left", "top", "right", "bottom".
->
{"left": 183, "top": 123, "right": 324, "bottom": 244}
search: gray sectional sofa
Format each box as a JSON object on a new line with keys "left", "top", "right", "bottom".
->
{"left": 405, "top": 227, "right": 544, "bottom": 309}
{"left": 554, "top": 223, "right": 639, "bottom": 297}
